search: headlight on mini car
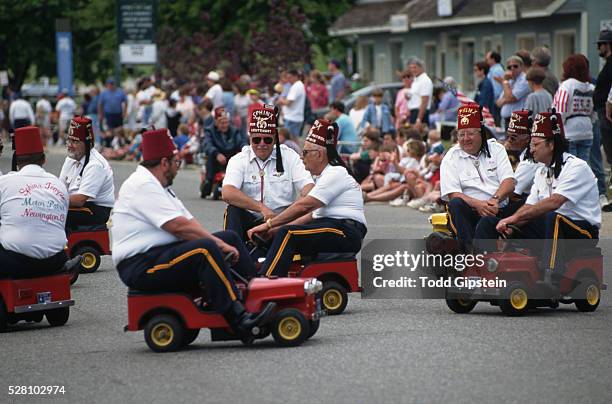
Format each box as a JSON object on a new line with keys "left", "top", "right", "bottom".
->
{"left": 314, "top": 280, "right": 323, "bottom": 293}
{"left": 304, "top": 279, "right": 316, "bottom": 294}
{"left": 487, "top": 258, "right": 499, "bottom": 272}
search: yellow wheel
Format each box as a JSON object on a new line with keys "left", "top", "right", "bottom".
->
{"left": 272, "top": 308, "right": 309, "bottom": 347}
{"left": 575, "top": 277, "right": 600, "bottom": 312}
{"left": 500, "top": 282, "right": 529, "bottom": 316}
{"left": 321, "top": 281, "right": 348, "bottom": 315}
{"left": 74, "top": 246, "right": 101, "bottom": 273}
{"left": 144, "top": 314, "right": 185, "bottom": 352}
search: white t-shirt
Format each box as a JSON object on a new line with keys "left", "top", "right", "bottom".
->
{"left": 283, "top": 80, "right": 306, "bottom": 122}
{"left": 150, "top": 99, "right": 168, "bottom": 129}
{"left": 309, "top": 164, "right": 367, "bottom": 225}
{"left": 526, "top": 153, "right": 600, "bottom": 228}
{"left": 205, "top": 84, "right": 224, "bottom": 109}
{"left": 0, "top": 165, "right": 68, "bottom": 259}
{"left": 552, "top": 78, "right": 594, "bottom": 142}
{"left": 441, "top": 139, "right": 515, "bottom": 204}
{"left": 9, "top": 99, "right": 35, "bottom": 124}
{"left": 349, "top": 108, "right": 366, "bottom": 131}
{"left": 111, "top": 166, "right": 194, "bottom": 264}
{"left": 407, "top": 72, "right": 433, "bottom": 110}
{"left": 55, "top": 97, "right": 77, "bottom": 121}
{"left": 59, "top": 148, "right": 115, "bottom": 208}
{"left": 513, "top": 149, "right": 539, "bottom": 195}
{"left": 35, "top": 98, "right": 52, "bottom": 127}
{"left": 223, "top": 145, "right": 313, "bottom": 213}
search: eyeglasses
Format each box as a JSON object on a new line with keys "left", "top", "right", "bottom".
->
{"left": 66, "top": 138, "right": 82, "bottom": 145}
{"left": 457, "top": 131, "right": 480, "bottom": 140}
{"left": 507, "top": 64, "right": 520, "bottom": 69}
{"left": 165, "top": 157, "right": 181, "bottom": 168}
{"left": 302, "top": 149, "right": 319, "bottom": 157}
{"left": 251, "top": 136, "right": 274, "bottom": 145}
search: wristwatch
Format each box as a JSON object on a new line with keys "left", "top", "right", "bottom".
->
{"left": 266, "top": 218, "right": 273, "bottom": 229}
{"left": 492, "top": 194, "right": 500, "bottom": 200}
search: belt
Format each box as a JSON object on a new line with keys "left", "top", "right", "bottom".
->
{"left": 340, "top": 219, "right": 367, "bottom": 235}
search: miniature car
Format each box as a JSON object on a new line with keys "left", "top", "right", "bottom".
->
{"left": 67, "top": 225, "right": 111, "bottom": 274}
{"left": 0, "top": 272, "right": 75, "bottom": 331}
{"left": 125, "top": 277, "right": 324, "bottom": 352}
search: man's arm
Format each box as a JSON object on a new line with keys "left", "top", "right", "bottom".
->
{"left": 69, "top": 194, "right": 89, "bottom": 208}
{"left": 502, "top": 80, "right": 518, "bottom": 103}
{"left": 247, "top": 196, "right": 324, "bottom": 240}
{"left": 494, "top": 177, "right": 516, "bottom": 201}
{"left": 222, "top": 184, "right": 273, "bottom": 217}
{"left": 506, "top": 194, "right": 566, "bottom": 226}
{"left": 418, "top": 96, "right": 430, "bottom": 123}
{"left": 299, "top": 183, "right": 315, "bottom": 197}
{"left": 162, "top": 216, "right": 238, "bottom": 257}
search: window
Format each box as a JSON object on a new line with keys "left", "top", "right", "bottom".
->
{"left": 390, "top": 41, "right": 404, "bottom": 78}
{"left": 460, "top": 39, "right": 475, "bottom": 92}
{"left": 537, "top": 33, "right": 551, "bottom": 48}
{"left": 554, "top": 30, "right": 576, "bottom": 77}
{"left": 516, "top": 33, "right": 536, "bottom": 52}
{"left": 424, "top": 42, "right": 437, "bottom": 78}
{"left": 482, "top": 35, "right": 502, "bottom": 60}
{"left": 360, "top": 43, "right": 375, "bottom": 83}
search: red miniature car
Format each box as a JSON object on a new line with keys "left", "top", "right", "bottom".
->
{"left": 287, "top": 253, "right": 360, "bottom": 315}
{"left": 125, "top": 277, "right": 324, "bottom": 352}
{"left": 445, "top": 246, "right": 606, "bottom": 316}
{"left": 0, "top": 273, "right": 75, "bottom": 331}
{"left": 67, "top": 225, "right": 111, "bottom": 274}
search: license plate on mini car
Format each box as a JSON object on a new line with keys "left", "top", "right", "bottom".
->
{"left": 37, "top": 292, "right": 52, "bottom": 304}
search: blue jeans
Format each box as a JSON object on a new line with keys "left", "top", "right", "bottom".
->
{"left": 589, "top": 120, "right": 606, "bottom": 195}
{"left": 568, "top": 139, "right": 592, "bottom": 162}
{"left": 284, "top": 120, "right": 303, "bottom": 137}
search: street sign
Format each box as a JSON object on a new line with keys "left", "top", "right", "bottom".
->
{"left": 117, "top": 0, "right": 156, "bottom": 64}
{"left": 119, "top": 44, "right": 157, "bottom": 64}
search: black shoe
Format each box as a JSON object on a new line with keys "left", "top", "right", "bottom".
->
{"left": 200, "top": 181, "right": 212, "bottom": 198}
{"left": 63, "top": 255, "right": 83, "bottom": 275}
{"left": 602, "top": 202, "right": 612, "bottom": 212}
{"left": 227, "top": 301, "right": 276, "bottom": 343}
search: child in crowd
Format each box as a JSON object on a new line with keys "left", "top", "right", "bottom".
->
{"left": 349, "top": 128, "right": 381, "bottom": 183}
{"left": 360, "top": 144, "right": 398, "bottom": 192}
{"left": 174, "top": 124, "right": 190, "bottom": 150}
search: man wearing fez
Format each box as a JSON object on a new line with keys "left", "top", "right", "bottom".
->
{"left": 222, "top": 104, "right": 314, "bottom": 242}
{"left": 0, "top": 126, "right": 69, "bottom": 277}
{"left": 112, "top": 129, "right": 273, "bottom": 340}
{"left": 59, "top": 116, "right": 115, "bottom": 231}
{"left": 248, "top": 119, "right": 367, "bottom": 277}
{"left": 505, "top": 110, "right": 539, "bottom": 207}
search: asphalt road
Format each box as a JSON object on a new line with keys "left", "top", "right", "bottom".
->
{"left": 1, "top": 147, "right": 611, "bottom": 404}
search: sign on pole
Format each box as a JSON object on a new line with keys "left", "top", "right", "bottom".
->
{"left": 117, "top": 0, "right": 157, "bottom": 64}
{"left": 56, "top": 31, "right": 74, "bottom": 95}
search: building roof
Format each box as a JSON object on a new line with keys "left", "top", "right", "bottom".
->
{"left": 330, "top": 0, "right": 571, "bottom": 36}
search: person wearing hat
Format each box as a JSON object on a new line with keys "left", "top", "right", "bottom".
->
{"left": 505, "top": 110, "right": 538, "bottom": 202}
{"left": 205, "top": 71, "right": 224, "bottom": 109}
{"left": 0, "top": 126, "right": 69, "bottom": 277}
{"left": 111, "top": 128, "right": 274, "bottom": 341}
{"left": 221, "top": 104, "right": 314, "bottom": 243}
{"left": 594, "top": 30, "right": 612, "bottom": 170}
{"left": 200, "top": 106, "right": 247, "bottom": 198}
{"left": 440, "top": 103, "right": 516, "bottom": 252}
{"left": 59, "top": 116, "right": 115, "bottom": 231}
{"left": 247, "top": 119, "right": 367, "bottom": 278}
{"left": 481, "top": 110, "right": 600, "bottom": 290}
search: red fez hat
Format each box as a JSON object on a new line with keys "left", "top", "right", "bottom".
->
{"left": 141, "top": 129, "right": 177, "bottom": 161}
{"left": 249, "top": 104, "right": 277, "bottom": 135}
{"left": 457, "top": 103, "right": 483, "bottom": 130}
{"left": 68, "top": 116, "right": 94, "bottom": 144}
{"left": 531, "top": 110, "right": 565, "bottom": 139}
{"left": 14, "top": 126, "right": 44, "bottom": 156}
{"left": 305, "top": 119, "right": 338, "bottom": 148}
{"left": 507, "top": 110, "right": 531, "bottom": 136}
{"left": 214, "top": 106, "right": 227, "bottom": 119}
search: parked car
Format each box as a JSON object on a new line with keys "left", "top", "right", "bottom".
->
{"left": 314, "top": 82, "right": 403, "bottom": 118}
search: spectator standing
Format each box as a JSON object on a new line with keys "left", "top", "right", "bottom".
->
{"left": 55, "top": 92, "right": 76, "bottom": 142}
{"left": 306, "top": 70, "right": 329, "bottom": 110}
{"left": 474, "top": 61, "right": 495, "bottom": 113}
{"left": 349, "top": 95, "right": 368, "bottom": 132}
{"left": 221, "top": 78, "right": 235, "bottom": 118}
{"left": 278, "top": 69, "right": 306, "bottom": 137}
{"left": 233, "top": 82, "right": 251, "bottom": 137}
{"left": 328, "top": 101, "right": 358, "bottom": 154}
{"left": 360, "top": 88, "right": 395, "bottom": 134}
{"left": 395, "top": 71, "right": 413, "bottom": 129}
{"left": 407, "top": 58, "right": 433, "bottom": 129}
{"left": 432, "top": 77, "right": 460, "bottom": 125}
{"left": 150, "top": 90, "right": 169, "bottom": 129}
{"left": 98, "top": 78, "right": 127, "bottom": 131}
{"left": 165, "top": 98, "right": 182, "bottom": 138}
{"left": 9, "top": 96, "right": 35, "bottom": 129}
{"left": 85, "top": 87, "right": 101, "bottom": 145}
{"left": 495, "top": 56, "right": 530, "bottom": 129}
{"left": 531, "top": 46, "right": 559, "bottom": 96}
{"left": 135, "top": 77, "right": 154, "bottom": 125}
{"left": 553, "top": 54, "right": 594, "bottom": 161}
{"left": 525, "top": 67, "right": 553, "bottom": 115}
{"left": 593, "top": 30, "right": 612, "bottom": 170}
{"left": 328, "top": 59, "right": 346, "bottom": 103}
{"left": 486, "top": 50, "right": 504, "bottom": 124}
{"left": 35, "top": 96, "right": 52, "bottom": 145}
{"left": 205, "top": 71, "right": 224, "bottom": 109}
{"left": 514, "top": 49, "right": 532, "bottom": 73}
{"left": 176, "top": 86, "right": 195, "bottom": 124}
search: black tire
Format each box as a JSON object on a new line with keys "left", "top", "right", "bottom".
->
{"left": 574, "top": 277, "right": 600, "bottom": 312}
{"left": 271, "top": 308, "right": 309, "bottom": 347}
{"left": 144, "top": 314, "right": 185, "bottom": 353}
{"left": 500, "top": 282, "right": 530, "bottom": 316}
{"left": 306, "top": 319, "right": 320, "bottom": 339}
{"left": 70, "top": 270, "right": 79, "bottom": 285}
{"left": 0, "top": 298, "right": 7, "bottom": 332}
{"left": 321, "top": 281, "right": 348, "bottom": 315}
{"left": 445, "top": 297, "right": 477, "bottom": 314}
{"left": 46, "top": 307, "right": 70, "bottom": 326}
{"left": 74, "top": 246, "right": 101, "bottom": 273}
{"left": 183, "top": 328, "right": 201, "bottom": 346}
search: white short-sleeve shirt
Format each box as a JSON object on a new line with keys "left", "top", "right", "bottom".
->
{"left": 223, "top": 145, "right": 314, "bottom": 214}
{"left": 0, "top": 165, "right": 68, "bottom": 259}
{"left": 513, "top": 149, "right": 539, "bottom": 195}
{"left": 526, "top": 153, "right": 600, "bottom": 228}
{"left": 111, "top": 166, "right": 194, "bottom": 264}
{"left": 205, "top": 84, "right": 224, "bottom": 109}
{"left": 407, "top": 72, "right": 433, "bottom": 110}
{"left": 441, "top": 139, "right": 515, "bottom": 203}
{"left": 309, "top": 165, "right": 367, "bottom": 225}
{"left": 282, "top": 80, "right": 306, "bottom": 122}
{"left": 59, "top": 148, "right": 115, "bottom": 208}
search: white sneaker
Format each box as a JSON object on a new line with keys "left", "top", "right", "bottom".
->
{"left": 599, "top": 194, "right": 609, "bottom": 208}
{"left": 389, "top": 197, "right": 406, "bottom": 207}
{"left": 407, "top": 198, "right": 427, "bottom": 209}
{"left": 419, "top": 203, "right": 437, "bottom": 213}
